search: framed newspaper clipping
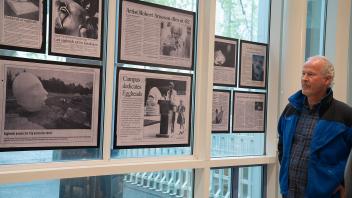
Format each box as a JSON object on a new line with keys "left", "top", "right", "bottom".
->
{"left": 49, "top": 0, "right": 104, "bottom": 59}
{"left": 232, "top": 91, "right": 266, "bottom": 133}
{"left": 0, "top": 0, "right": 46, "bottom": 52}
{"left": 212, "top": 89, "right": 230, "bottom": 133}
{"left": 239, "top": 40, "right": 268, "bottom": 89}
{"left": 118, "top": 0, "right": 195, "bottom": 70}
{"left": 213, "top": 36, "right": 238, "bottom": 86}
{"left": 0, "top": 56, "right": 102, "bottom": 151}
{"left": 115, "top": 67, "right": 192, "bottom": 148}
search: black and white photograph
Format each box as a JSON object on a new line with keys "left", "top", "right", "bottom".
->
{"left": 212, "top": 90, "right": 230, "bottom": 133}
{"left": 118, "top": 0, "right": 195, "bottom": 69}
{"left": 53, "top": 0, "right": 99, "bottom": 39}
{"left": 232, "top": 91, "right": 266, "bottom": 133}
{"left": 0, "top": 0, "right": 45, "bottom": 52}
{"left": 49, "top": 0, "right": 103, "bottom": 59}
{"left": 0, "top": 59, "right": 101, "bottom": 150}
{"left": 160, "top": 22, "right": 192, "bottom": 58}
{"left": 239, "top": 40, "right": 268, "bottom": 89}
{"left": 252, "top": 54, "right": 264, "bottom": 81}
{"left": 5, "top": 67, "right": 94, "bottom": 130}
{"left": 213, "top": 36, "right": 238, "bottom": 86}
{"left": 115, "top": 68, "right": 192, "bottom": 148}
{"left": 4, "top": 0, "right": 40, "bottom": 20}
{"left": 254, "top": 101, "right": 264, "bottom": 111}
{"left": 144, "top": 78, "right": 187, "bottom": 136}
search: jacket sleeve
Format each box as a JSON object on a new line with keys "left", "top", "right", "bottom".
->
{"left": 278, "top": 105, "right": 290, "bottom": 164}
{"left": 278, "top": 117, "right": 283, "bottom": 164}
{"left": 345, "top": 150, "right": 352, "bottom": 197}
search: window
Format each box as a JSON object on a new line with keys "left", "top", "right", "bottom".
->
{"left": 305, "top": 0, "right": 327, "bottom": 58}
{"left": 0, "top": 169, "right": 194, "bottom": 198}
{"left": 0, "top": 0, "right": 278, "bottom": 197}
{"left": 210, "top": 166, "right": 264, "bottom": 198}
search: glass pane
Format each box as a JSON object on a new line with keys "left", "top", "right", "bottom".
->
{"left": 112, "top": 0, "right": 197, "bottom": 159}
{"left": 215, "top": 0, "right": 270, "bottom": 43}
{"left": 305, "top": 0, "right": 327, "bottom": 59}
{"left": 142, "top": 0, "right": 197, "bottom": 12}
{"left": 0, "top": 169, "right": 194, "bottom": 198}
{"left": 210, "top": 166, "right": 263, "bottom": 198}
{"left": 211, "top": 133, "right": 265, "bottom": 157}
{"left": 0, "top": 180, "right": 60, "bottom": 198}
{"left": 0, "top": 148, "right": 100, "bottom": 165}
{"left": 0, "top": 52, "right": 102, "bottom": 165}
{"left": 210, "top": 168, "right": 232, "bottom": 198}
{"left": 112, "top": 147, "right": 192, "bottom": 159}
{"left": 237, "top": 166, "right": 263, "bottom": 198}
{"left": 213, "top": 0, "right": 269, "bottom": 158}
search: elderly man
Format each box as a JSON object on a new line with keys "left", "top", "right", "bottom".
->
{"left": 278, "top": 56, "right": 352, "bottom": 198}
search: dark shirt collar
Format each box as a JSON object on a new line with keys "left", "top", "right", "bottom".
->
{"left": 302, "top": 88, "right": 333, "bottom": 115}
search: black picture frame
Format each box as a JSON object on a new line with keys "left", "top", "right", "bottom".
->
{"left": 0, "top": 56, "right": 102, "bottom": 151}
{"left": 211, "top": 89, "right": 231, "bottom": 133}
{"left": 232, "top": 91, "right": 266, "bottom": 133}
{"left": 213, "top": 36, "right": 238, "bottom": 87}
{"left": 114, "top": 67, "right": 193, "bottom": 149}
{"left": 239, "top": 40, "right": 268, "bottom": 89}
{"left": 117, "top": 0, "right": 196, "bottom": 70}
{"left": 48, "top": 0, "right": 104, "bottom": 60}
{"left": 0, "top": 0, "right": 46, "bottom": 53}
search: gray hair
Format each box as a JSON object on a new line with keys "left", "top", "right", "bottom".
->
{"left": 307, "top": 55, "right": 335, "bottom": 87}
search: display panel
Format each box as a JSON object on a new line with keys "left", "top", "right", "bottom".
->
{"left": 115, "top": 68, "right": 192, "bottom": 148}
{"left": 0, "top": 0, "right": 46, "bottom": 52}
{"left": 239, "top": 40, "right": 268, "bottom": 89}
{"left": 49, "top": 0, "right": 104, "bottom": 59}
{"left": 213, "top": 36, "right": 238, "bottom": 86}
{"left": 118, "top": 0, "right": 195, "bottom": 69}
{"left": 212, "top": 90, "right": 230, "bottom": 133}
{"left": 0, "top": 57, "right": 101, "bottom": 151}
{"left": 232, "top": 91, "right": 265, "bottom": 132}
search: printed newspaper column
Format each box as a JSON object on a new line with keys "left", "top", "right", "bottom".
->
{"left": 233, "top": 92, "right": 265, "bottom": 132}
{"left": 0, "top": 0, "right": 43, "bottom": 50}
{"left": 118, "top": 73, "right": 145, "bottom": 143}
{"left": 119, "top": 0, "right": 195, "bottom": 69}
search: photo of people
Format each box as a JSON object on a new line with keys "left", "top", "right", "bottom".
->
{"left": 212, "top": 106, "right": 224, "bottom": 124}
{"left": 5, "top": 67, "right": 95, "bottom": 130}
{"left": 54, "top": 0, "right": 99, "bottom": 39}
{"left": 214, "top": 41, "right": 236, "bottom": 68}
{"left": 251, "top": 54, "right": 264, "bottom": 81}
{"left": 211, "top": 90, "right": 230, "bottom": 132}
{"left": 160, "top": 21, "right": 191, "bottom": 58}
{"left": 4, "top": 0, "right": 40, "bottom": 21}
{"left": 255, "top": 101, "right": 264, "bottom": 111}
{"left": 143, "top": 78, "right": 187, "bottom": 138}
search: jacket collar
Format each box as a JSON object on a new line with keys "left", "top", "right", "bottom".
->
{"left": 288, "top": 88, "right": 333, "bottom": 116}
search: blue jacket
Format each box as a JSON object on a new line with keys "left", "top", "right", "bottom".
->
{"left": 278, "top": 89, "right": 352, "bottom": 198}
{"left": 346, "top": 150, "right": 352, "bottom": 198}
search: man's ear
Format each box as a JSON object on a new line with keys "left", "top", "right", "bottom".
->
{"left": 325, "top": 75, "right": 332, "bottom": 86}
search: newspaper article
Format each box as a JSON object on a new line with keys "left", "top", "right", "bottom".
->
{"left": 213, "top": 37, "right": 237, "bottom": 86}
{"left": 50, "top": 0, "right": 102, "bottom": 58}
{"left": 116, "top": 69, "right": 192, "bottom": 148}
{"left": 233, "top": 92, "right": 265, "bottom": 132}
{"left": 212, "top": 90, "right": 230, "bottom": 132}
{"left": 119, "top": 0, "right": 194, "bottom": 69}
{"left": 0, "top": 0, "right": 44, "bottom": 50}
{"left": 0, "top": 59, "right": 101, "bottom": 150}
{"left": 239, "top": 41, "right": 267, "bottom": 88}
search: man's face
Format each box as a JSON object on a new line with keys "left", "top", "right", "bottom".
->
{"left": 301, "top": 59, "right": 330, "bottom": 99}
{"left": 55, "top": 0, "right": 86, "bottom": 36}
